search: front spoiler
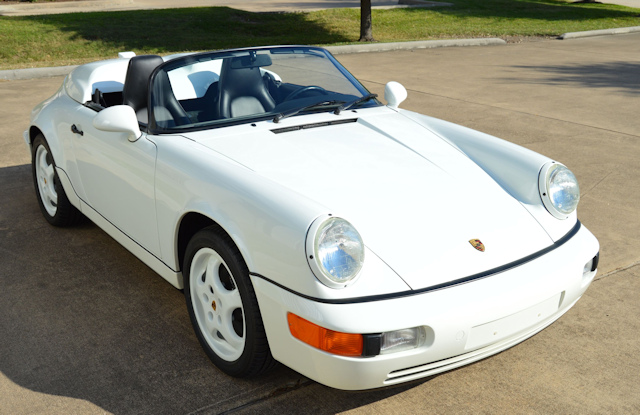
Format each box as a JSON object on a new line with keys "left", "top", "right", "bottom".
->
{"left": 251, "top": 224, "right": 599, "bottom": 390}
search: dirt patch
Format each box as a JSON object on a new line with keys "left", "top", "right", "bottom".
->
{"left": 501, "top": 35, "right": 558, "bottom": 43}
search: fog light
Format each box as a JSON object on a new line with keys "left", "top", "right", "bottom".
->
{"left": 583, "top": 252, "right": 599, "bottom": 275}
{"left": 380, "top": 327, "right": 426, "bottom": 355}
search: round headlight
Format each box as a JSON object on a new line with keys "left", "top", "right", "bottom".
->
{"left": 539, "top": 162, "right": 580, "bottom": 219}
{"left": 307, "top": 216, "right": 365, "bottom": 288}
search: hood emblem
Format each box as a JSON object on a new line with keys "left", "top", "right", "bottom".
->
{"left": 469, "top": 239, "right": 485, "bottom": 252}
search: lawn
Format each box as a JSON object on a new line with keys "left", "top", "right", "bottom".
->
{"left": 0, "top": 0, "right": 638, "bottom": 69}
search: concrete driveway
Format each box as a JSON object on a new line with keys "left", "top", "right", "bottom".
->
{"left": 1, "top": 33, "right": 639, "bottom": 414}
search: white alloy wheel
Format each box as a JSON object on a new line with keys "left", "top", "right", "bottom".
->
{"left": 35, "top": 144, "right": 58, "bottom": 217}
{"left": 189, "top": 247, "right": 246, "bottom": 362}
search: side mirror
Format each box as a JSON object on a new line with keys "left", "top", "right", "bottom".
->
{"left": 93, "top": 105, "right": 141, "bottom": 142}
{"left": 384, "top": 81, "right": 407, "bottom": 109}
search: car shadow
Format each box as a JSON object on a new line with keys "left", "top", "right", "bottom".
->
{"left": 0, "top": 164, "right": 426, "bottom": 414}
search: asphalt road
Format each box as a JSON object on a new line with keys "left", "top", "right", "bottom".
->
{"left": 1, "top": 33, "right": 639, "bottom": 414}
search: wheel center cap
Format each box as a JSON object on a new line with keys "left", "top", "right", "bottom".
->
{"left": 211, "top": 300, "right": 217, "bottom": 311}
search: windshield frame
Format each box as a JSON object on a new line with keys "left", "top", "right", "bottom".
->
{"left": 147, "top": 45, "right": 378, "bottom": 135}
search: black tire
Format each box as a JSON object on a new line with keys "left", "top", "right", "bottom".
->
{"left": 184, "top": 227, "right": 276, "bottom": 377}
{"left": 31, "top": 134, "right": 80, "bottom": 227}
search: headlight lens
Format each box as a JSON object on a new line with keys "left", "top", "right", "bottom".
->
{"left": 539, "top": 163, "right": 580, "bottom": 219}
{"left": 309, "top": 217, "right": 364, "bottom": 288}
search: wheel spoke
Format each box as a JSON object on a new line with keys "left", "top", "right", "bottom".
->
{"left": 219, "top": 286, "right": 243, "bottom": 311}
{"left": 189, "top": 247, "right": 246, "bottom": 362}
{"left": 44, "top": 163, "right": 55, "bottom": 181}
{"left": 38, "top": 153, "right": 48, "bottom": 173}
{"left": 47, "top": 183, "right": 58, "bottom": 205}
{"left": 218, "top": 312, "right": 244, "bottom": 349}
{"left": 205, "top": 256, "right": 222, "bottom": 287}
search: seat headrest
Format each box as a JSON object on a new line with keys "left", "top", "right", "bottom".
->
{"left": 122, "top": 55, "right": 163, "bottom": 115}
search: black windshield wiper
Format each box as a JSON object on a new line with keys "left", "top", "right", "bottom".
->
{"left": 334, "top": 93, "right": 378, "bottom": 115}
{"left": 273, "top": 100, "right": 345, "bottom": 123}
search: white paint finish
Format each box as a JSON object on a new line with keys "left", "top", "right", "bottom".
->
{"left": 64, "top": 58, "right": 130, "bottom": 104}
{"left": 29, "top": 88, "right": 89, "bottom": 203}
{"left": 152, "top": 134, "right": 410, "bottom": 298}
{"left": 253, "top": 225, "right": 599, "bottom": 390}
{"left": 384, "top": 81, "right": 407, "bottom": 108}
{"left": 193, "top": 108, "right": 553, "bottom": 290}
{"left": 92, "top": 105, "right": 141, "bottom": 141}
{"left": 73, "top": 105, "right": 161, "bottom": 256}
{"left": 404, "top": 110, "right": 577, "bottom": 241}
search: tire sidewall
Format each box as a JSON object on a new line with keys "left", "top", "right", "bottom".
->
{"left": 183, "top": 229, "right": 262, "bottom": 377}
{"left": 31, "top": 135, "right": 61, "bottom": 225}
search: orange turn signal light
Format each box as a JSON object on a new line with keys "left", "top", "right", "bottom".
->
{"left": 287, "top": 313, "right": 363, "bottom": 357}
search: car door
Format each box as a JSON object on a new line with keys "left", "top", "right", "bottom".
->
{"left": 71, "top": 105, "right": 161, "bottom": 257}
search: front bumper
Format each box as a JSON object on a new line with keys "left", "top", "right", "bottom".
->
{"left": 251, "top": 224, "right": 599, "bottom": 390}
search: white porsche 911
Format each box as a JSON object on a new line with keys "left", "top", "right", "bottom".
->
{"left": 25, "top": 46, "right": 599, "bottom": 390}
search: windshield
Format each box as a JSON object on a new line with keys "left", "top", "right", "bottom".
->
{"left": 149, "top": 46, "right": 378, "bottom": 132}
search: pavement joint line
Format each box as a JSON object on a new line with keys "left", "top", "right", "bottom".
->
{"left": 595, "top": 260, "right": 640, "bottom": 280}
{"left": 396, "top": 84, "right": 640, "bottom": 140}
{"left": 185, "top": 379, "right": 313, "bottom": 415}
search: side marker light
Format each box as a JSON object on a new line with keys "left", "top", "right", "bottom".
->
{"left": 287, "top": 313, "right": 363, "bottom": 357}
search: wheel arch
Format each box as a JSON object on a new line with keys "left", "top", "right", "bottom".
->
{"left": 176, "top": 212, "right": 249, "bottom": 274}
{"left": 28, "top": 126, "right": 44, "bottom": 145}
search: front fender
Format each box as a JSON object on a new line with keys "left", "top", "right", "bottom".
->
{"left": 400, "top": 110, "right": 577, "bottom": 241}
{"left": 153, "top": 134, "right": 328, "bottom": 296}
{"left": 152, "top": 134, "right": 410, "bottom": 300}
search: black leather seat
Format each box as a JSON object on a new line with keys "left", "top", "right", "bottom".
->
{"left": 218, "top": 57, "right": 276, "bottom": 118}
{"left": 122, "top": 55, "right": 164, "bottom": 124}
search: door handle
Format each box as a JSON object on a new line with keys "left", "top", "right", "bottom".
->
{"left": 71, "top": 124, "right": 84, "bottom": 136}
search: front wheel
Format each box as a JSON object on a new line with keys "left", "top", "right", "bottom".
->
{"left": 184, "top": 227, "right": 275, "bottom": 377}
{"left": 31, "top": 134, "right": 80, "bottom": 226}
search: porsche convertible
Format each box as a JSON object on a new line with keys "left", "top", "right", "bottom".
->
{"left": 25, "top": 46, "right": 599, "bottom": 390}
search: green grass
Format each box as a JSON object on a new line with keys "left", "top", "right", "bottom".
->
{"left": 0, "top": 0, "right": 638, "bottom": 70}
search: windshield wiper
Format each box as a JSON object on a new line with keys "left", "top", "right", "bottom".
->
{"left": 273, "top": 100, "right": 344, "bottom": 123}
{"left": 334, "top": 93, "right": 378, "bottom": 115}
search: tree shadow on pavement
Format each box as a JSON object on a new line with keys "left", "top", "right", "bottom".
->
{"left": 508, "top": 62, "right": 640, "bottom": 95}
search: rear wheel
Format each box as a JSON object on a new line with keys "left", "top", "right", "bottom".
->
{"left": 31, "top": 134, "right": 80, "bottom": 226}
{"left": 184, "top": 227, "right": 275, "bottom": 377}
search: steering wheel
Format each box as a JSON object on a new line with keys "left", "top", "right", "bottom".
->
{"left": 285, "top": 85, "right": 328, "bottom": 101}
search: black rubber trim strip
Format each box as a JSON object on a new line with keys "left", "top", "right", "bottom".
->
{"left": 250, "top": 220, "right": 582, "bottom": 305}
{"left": 271, "top": 118, "right": 358, "bottom": 134}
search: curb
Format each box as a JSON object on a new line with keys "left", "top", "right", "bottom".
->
{"left": 559, "top": 25, "right": 640, "bottom": 39}
{"left": 0, "top": 65, "right": 79, "bottom": 81}
{"left": 0, "top": 38, "right": 506, "bottom": 81}
{"left": 326, "top": 38, "right": 506, "bottom": 55}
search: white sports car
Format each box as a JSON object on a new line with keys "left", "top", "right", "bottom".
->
{"left": 26, "top": 46, "right": 599, "bottom": 390}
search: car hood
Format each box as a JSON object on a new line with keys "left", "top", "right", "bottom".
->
{"left": 191, "top": 109, "right": 553, "bottom": 289}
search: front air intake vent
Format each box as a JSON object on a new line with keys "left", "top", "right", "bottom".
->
{"left": 271, "top": 118, "right": 358, "bottom": 134}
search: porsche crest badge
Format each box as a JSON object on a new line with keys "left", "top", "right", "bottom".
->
{"left": 469, "top": 239, "right": 485, "bottom": 252}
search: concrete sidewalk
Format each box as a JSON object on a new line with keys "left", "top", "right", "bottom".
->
{"left": 1, "top": 32, "right": 639, "bottom": 414}
{"left": 0, "top": 0, "right": 452, "bottom": 16}
{"left": 0, "top": 0, "right": 636, "bottom": 16}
